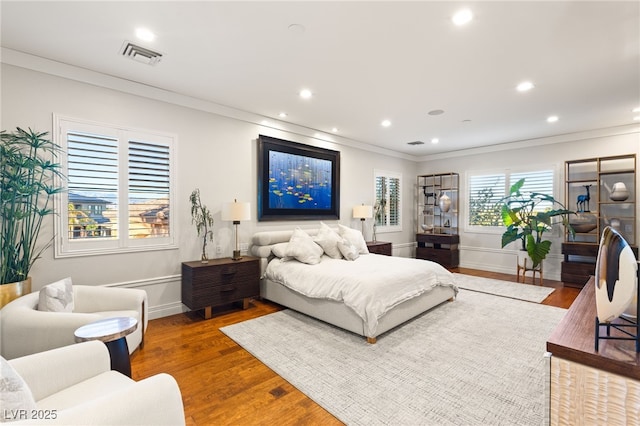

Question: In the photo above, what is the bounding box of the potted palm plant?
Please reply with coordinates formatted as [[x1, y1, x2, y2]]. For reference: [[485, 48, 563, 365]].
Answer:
[[189, 188, 214, 263], [499, 178, 574, 269], [1, 127, 64, 307]]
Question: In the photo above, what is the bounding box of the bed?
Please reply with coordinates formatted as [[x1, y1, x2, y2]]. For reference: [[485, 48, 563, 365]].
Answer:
[[250, 224, 458, 343]]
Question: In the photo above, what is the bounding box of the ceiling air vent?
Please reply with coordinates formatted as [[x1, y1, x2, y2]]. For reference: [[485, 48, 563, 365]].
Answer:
[[407, 141, 425, 146], [120, 41, 163, 66]]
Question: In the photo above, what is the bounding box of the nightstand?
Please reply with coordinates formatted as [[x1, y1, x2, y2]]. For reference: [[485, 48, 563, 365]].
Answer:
[[367, 241, 392, 256], [181, 256, 260, 319]]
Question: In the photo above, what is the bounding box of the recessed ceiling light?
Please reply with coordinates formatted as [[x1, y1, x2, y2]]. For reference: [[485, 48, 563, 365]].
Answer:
[[278, 112, 288, 118], [431, 138, 439, 144], [547, 115, 559, 123], [288, 24, 306, 34], [331, 127, 339, 133], [381, 119, 392, 127], [452, 9, 473, 26], [516, 81, 535, 92], [299, 89, 313, 99], [261, 120, 270, 126], [634, 116, 640, 121], [135, 28, 155, 42], [633, 107, 640, 113]]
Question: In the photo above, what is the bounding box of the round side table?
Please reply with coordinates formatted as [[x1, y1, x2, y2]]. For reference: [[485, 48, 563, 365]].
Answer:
[[75, 317, 138, 377]]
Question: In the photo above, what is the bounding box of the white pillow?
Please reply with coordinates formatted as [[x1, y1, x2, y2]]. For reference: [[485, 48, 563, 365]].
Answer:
[[285, 228, 324, 265], [338, 224, 369, 254], [271, 242, 290, 259], [338, 238, 360, 261], [313, 222, 343, 259], [0, 356, 37, 423], [38, 277, 74, 312]]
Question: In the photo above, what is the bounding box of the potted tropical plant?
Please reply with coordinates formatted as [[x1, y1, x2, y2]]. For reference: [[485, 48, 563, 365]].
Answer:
[[189, 188, 214, 263], [499, 178, 574, 269], [1, 127, 64, 307]]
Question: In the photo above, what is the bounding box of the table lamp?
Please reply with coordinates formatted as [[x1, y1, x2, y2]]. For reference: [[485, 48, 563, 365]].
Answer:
[[222, 199, 251, 260], [353, 204, 373, 238]]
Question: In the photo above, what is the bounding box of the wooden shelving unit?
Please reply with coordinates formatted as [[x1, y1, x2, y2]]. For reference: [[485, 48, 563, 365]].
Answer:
[[562, 154, 637, 287]]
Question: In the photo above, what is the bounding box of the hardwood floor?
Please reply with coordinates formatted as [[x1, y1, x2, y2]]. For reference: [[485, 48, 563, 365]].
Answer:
[[130, 268, 582, 426]]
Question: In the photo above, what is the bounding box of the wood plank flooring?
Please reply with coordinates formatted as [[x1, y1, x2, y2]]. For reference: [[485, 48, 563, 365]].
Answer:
[[130, 268, 582, 426]]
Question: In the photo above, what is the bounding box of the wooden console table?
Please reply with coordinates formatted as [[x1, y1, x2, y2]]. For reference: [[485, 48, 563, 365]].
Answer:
[[546, 277, 639, 424]]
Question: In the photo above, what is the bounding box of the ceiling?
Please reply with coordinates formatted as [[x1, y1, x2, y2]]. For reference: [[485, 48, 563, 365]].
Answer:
[[1, 1, 639, 156]]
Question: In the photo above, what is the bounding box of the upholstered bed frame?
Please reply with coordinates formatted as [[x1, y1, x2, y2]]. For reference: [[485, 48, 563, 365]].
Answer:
[[250, 228, 456, 343]]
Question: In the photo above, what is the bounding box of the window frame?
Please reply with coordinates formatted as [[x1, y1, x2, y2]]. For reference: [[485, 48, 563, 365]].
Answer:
[[464, 165, 561, 235], [54, 115, 178, 258], [373, 169, 403, 234]]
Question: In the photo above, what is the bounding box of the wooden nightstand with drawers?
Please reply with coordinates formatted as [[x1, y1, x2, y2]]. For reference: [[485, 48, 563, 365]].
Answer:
[[181, 256, 260, 319], [366, 241, 392, 256]]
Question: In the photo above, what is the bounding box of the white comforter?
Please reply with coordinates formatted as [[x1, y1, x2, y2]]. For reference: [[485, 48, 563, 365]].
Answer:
[[264, 254, 458, 336]]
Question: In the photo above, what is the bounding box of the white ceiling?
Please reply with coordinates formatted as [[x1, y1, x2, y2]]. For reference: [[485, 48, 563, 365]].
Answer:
[[1, 1, 639, 156]]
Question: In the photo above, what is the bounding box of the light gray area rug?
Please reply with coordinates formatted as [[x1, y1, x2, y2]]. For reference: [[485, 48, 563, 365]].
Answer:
[[454, 273, 555, 303], [221, 290, 567, 426]]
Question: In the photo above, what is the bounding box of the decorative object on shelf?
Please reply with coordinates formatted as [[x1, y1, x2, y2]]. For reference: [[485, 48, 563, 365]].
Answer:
[[189, 188, 214, 263], [420, 224, 434, 233], [222, 199, 251, 260], [568, 212, 597, 234], [353, 204, 373, 238], [576, 184, 592, 212], [594, 226, 639, 352], [499, 178, 574, 269], [0, 128, 64, 306], [438, 192, 452, 213], [604, 181, 630, 202]]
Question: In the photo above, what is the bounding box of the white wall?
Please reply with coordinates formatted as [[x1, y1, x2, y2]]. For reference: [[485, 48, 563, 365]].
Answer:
[[1, 63, 418, 318], [417, 128, 640, 280]]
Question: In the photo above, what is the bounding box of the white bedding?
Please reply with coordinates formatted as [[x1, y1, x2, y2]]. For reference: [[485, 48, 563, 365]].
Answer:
[[264, 254, 458, 336]]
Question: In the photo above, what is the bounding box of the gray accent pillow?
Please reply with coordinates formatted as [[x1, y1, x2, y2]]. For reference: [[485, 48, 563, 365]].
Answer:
[[38, 277, 74, 312], [0, 356, 37, 423]]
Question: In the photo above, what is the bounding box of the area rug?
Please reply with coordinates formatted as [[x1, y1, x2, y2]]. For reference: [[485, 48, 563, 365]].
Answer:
[[220, 290, 566, 426], [453, 273, 555, 303]]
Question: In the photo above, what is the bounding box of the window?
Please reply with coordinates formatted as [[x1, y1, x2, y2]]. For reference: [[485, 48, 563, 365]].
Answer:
[[55, 116, 176, 257], [374, 170, 402, 233], [467, 168, 556, 230]]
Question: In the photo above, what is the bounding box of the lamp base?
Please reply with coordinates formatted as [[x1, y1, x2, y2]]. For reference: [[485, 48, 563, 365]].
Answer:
[[232, 250, 242, 261]]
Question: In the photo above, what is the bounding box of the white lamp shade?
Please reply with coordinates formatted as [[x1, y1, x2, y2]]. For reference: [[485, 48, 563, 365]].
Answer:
[[353, 205, 373, 219], [222, 201, 251, 221]]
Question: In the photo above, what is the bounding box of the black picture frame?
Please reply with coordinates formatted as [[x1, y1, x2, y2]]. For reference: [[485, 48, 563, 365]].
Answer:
[[258, 135, 340, 221]]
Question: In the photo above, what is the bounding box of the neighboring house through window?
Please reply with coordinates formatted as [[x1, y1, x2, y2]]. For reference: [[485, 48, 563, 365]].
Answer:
[[54, 115, 177, 257]]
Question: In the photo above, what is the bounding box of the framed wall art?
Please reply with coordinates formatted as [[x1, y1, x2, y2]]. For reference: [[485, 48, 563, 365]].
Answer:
[[257, 135, 340, 221]]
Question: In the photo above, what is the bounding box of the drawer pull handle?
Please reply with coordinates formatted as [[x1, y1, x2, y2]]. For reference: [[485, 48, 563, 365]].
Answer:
[[221, 269, 237, 275], [220, 285, 235, 292]]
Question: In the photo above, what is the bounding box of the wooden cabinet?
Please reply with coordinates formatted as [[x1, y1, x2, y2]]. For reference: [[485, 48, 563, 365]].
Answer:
[[416, 172, 459, 268], [563, 154, 636, 287], [181, 256, 260, 319], [366, 241, 392, 256], [416, 234, 459, 268]]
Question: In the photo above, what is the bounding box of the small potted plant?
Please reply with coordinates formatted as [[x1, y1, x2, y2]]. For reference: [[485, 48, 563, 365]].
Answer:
[[1, 127, 64, 307], [189, 189, 214, 263], [499, 178, 574, 270]]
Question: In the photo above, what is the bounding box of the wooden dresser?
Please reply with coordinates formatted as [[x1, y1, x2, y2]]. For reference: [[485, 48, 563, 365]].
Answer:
[[546, 277, 639, 425], [181, 256, 260, 319]]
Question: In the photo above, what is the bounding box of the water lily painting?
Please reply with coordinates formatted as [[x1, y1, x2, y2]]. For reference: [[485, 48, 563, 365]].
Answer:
[[258, 135, 340, 221]]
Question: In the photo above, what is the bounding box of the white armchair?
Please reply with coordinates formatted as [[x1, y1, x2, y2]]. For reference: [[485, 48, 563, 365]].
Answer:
[[0, 285, 148, 360], [3, 341, 185, 425]]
